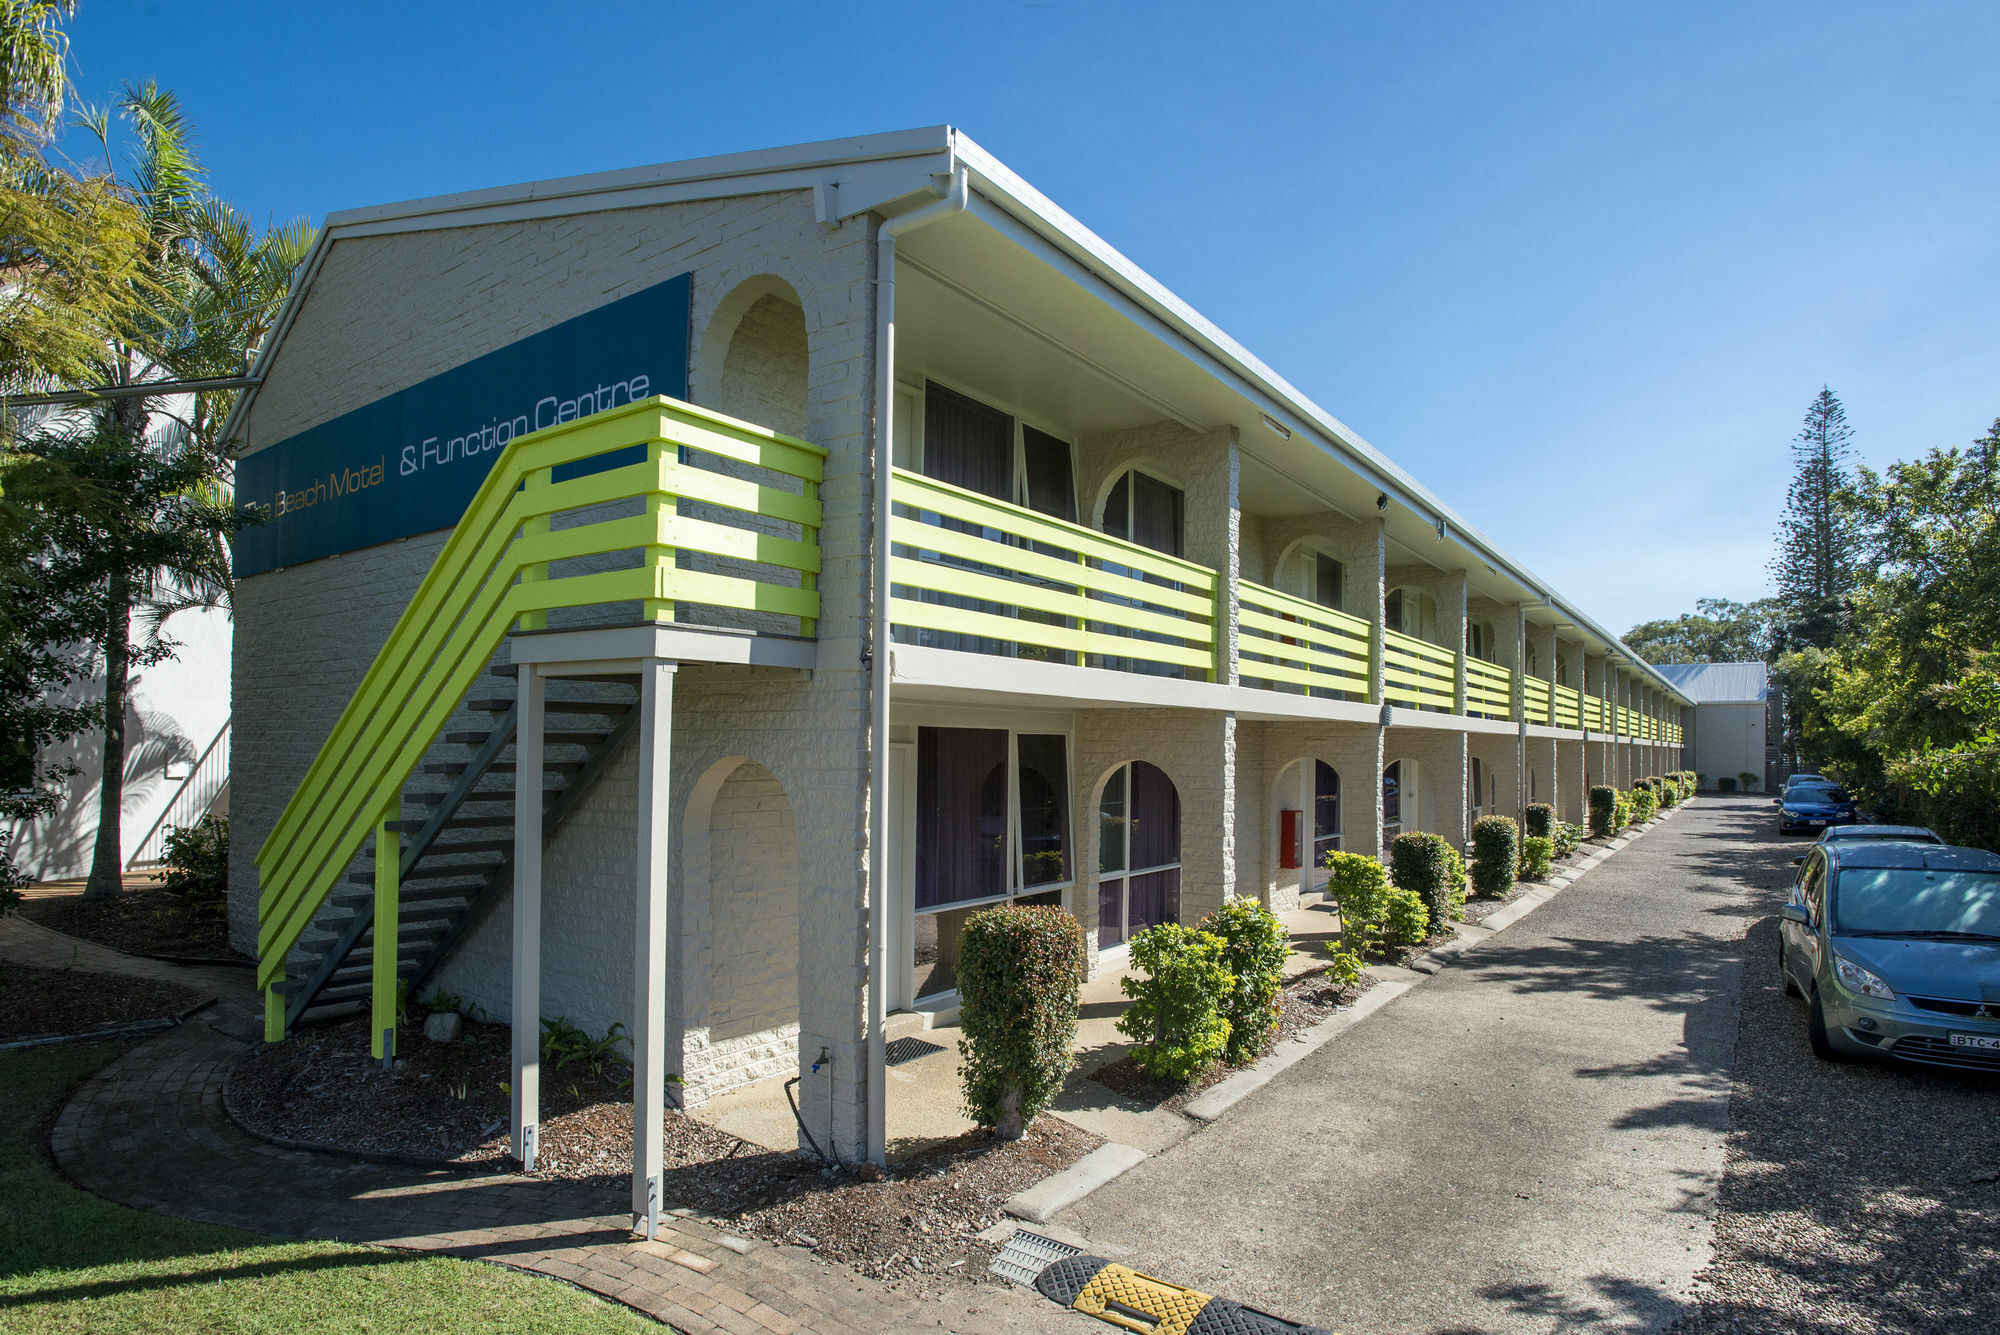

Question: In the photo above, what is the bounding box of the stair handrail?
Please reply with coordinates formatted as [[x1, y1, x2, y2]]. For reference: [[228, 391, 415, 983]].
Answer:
[[127, 714, 231, 870], [254, 396, 825, 991]]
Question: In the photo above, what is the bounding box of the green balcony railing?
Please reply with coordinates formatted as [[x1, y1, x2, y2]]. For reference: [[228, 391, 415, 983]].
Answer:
[[1384, 629, 1457, 711], [1553, 683, 1581, 730], [256, 397, 825, 1002], [1237, 580, 1371, 699], [889, 468, 1219, 677], [1465, 655, 1512, 719], [1524, 677, 1552, 725]]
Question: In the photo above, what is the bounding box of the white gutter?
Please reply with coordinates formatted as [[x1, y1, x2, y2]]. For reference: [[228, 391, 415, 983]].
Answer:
[[865, 165, 968, 1166]]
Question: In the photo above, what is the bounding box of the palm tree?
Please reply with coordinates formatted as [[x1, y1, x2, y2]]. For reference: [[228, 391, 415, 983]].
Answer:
[[56, 84, 313, 899]]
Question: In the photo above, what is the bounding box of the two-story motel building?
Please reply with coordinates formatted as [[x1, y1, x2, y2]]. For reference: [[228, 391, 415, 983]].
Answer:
[[224, 128, 1689, 1227]]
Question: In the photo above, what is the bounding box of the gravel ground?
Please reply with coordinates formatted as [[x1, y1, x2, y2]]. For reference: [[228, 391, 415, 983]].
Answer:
[[1671, 869, 2000, 1332], [0, 962, 209, 1042]]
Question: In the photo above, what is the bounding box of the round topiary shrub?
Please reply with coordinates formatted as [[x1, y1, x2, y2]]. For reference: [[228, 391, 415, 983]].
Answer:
[[1588, 785, 1618, 836], [957, 904, 1084, 1139], [1523, 803, 1555, 840], [1117, 922, 1234, 1083], [1470, 815, 1519, 899], [1199, 899, 1290, 1064], [1390, 832, 1463, 932], [1519, 835, 1555, 880]]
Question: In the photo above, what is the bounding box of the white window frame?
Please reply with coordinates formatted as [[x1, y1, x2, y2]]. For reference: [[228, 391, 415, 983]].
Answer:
[[907, 719, 1078, 922], [1095, 761, 1184, 954], [907, 371, 1080, 521]]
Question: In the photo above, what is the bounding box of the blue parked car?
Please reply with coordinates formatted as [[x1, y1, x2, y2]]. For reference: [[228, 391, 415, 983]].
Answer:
[[1776, 783, 1858, 834], [1780, 841, 2000, 1070]]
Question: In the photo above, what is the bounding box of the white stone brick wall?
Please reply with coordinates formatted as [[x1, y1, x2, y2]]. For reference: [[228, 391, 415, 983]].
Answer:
[[232, 188, 882, 1159]]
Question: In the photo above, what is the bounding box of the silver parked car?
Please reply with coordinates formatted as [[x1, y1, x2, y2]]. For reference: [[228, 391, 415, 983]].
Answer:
[[1817, 824, 1944, 846], [1780, 841, 2000, 1070]]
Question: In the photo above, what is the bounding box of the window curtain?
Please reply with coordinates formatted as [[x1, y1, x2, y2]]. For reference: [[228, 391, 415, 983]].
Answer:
[[1021, 427, 1077, 522], [915, 727, 1008, 910], [922, 383, 1011, 500], [1314, 553, 1342, 610]]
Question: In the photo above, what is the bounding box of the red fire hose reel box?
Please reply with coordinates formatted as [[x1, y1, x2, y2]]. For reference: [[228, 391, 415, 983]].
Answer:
[[1279, 810, 1302, 869]]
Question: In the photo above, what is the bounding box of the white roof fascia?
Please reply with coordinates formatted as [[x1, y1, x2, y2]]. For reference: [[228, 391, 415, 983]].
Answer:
[[947, 130, 1687, 704]]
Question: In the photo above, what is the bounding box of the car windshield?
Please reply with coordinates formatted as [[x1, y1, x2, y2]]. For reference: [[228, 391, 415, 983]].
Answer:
[[1789, 786, 1847, 804], [1833, 867, 2000, 937], [1834, 831, 1936, 843]]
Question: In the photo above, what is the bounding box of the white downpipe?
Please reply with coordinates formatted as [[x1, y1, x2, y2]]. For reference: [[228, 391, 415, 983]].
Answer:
[[866, 167, 968, 1166]]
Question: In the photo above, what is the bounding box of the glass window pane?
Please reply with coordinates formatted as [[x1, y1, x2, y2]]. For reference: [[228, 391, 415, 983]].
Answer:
[[1098, 877, 1125, 948], [1021, 427, 1077, 522], [1129, 472, 1185, 558], [915, 727, 1009, 909], [1315, 553, 1342, 610], [1099, 767, 1127, 874], [1314, 760, 1340, 860], [1129, 762, 1181, 870], [923, 383, 1012, 500], [1018, 733, 1071, 886], [1383, 761, 1402, 830], [1385, 589, 1403, 633], [1128, 868, 1180, 934], [1103, 473, 1130, 540]]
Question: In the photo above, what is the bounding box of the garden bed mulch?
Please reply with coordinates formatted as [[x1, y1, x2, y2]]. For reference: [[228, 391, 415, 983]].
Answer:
[[20, 887, 245, 965], [227, 1010, 1102, 1287], [0, 961, 210, 1043], [1088, 965, 1377, 1114]]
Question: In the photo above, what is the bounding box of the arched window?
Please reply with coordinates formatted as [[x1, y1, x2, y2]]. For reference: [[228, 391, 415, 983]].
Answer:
[[1097, 762, 1181, 949], [1103, 467, 1185, 558], [1314, 761, 1341, 863], [1469, 756, 1485, 823]]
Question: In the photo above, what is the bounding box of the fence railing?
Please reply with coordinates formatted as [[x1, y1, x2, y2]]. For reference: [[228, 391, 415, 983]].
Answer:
[[1236, 580, 1371, 698], [1552, 684, 1581, 730], [1383, 629, 1457, 711], [1524, 677, 1552, 725], [1465, 656, 1512, 719], [257, 398, 825, 994], [889, 469, 1219, 678], [126, 716, 231, 870]]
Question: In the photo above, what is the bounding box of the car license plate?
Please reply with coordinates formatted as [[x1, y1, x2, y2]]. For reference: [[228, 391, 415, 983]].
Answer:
[[1949, 1033, 2000, 1051], [1808, 819, 1826, 826]]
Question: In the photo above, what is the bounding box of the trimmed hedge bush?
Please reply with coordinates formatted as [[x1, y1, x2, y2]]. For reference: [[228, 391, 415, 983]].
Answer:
[[1470, 816, 1519, 899], [1391, 832, 1464, 931], [1588, 785, 1618, 836], [957, 904, 1084, 1138], [1519, 835, 1555, 880], [1326, 851, 1390, 950], [1200, 899, 1290, 1064], [1523, 803, 1555, 840], [1118, 922, 1234, 1083], [1630, 787, 1659, 823], [1383, 884, 1431, 946]]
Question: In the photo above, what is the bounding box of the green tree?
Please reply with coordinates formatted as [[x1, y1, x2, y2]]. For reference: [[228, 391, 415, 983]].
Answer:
[[1770, 387, 1860, 650], [1624, 596, 1784, 665]]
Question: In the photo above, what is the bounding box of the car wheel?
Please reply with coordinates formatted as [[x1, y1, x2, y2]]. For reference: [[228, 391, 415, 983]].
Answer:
[[1779, 938, 1801, 997], [1807, 986, 1841, 1061]]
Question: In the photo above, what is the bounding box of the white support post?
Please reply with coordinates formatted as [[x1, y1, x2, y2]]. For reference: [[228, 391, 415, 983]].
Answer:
[[511, 664, 544, 1170], [632, 658, 676, 1238]]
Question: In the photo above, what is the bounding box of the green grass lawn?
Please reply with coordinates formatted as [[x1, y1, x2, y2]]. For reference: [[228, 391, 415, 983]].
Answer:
[[0, 1042, 659, 1333]]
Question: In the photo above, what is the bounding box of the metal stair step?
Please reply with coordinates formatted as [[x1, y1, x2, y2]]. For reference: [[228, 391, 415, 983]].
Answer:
[[365, 838, 512, 858], [424, 760, 584, 776], [465, 697, 633, 715], [385, 814, 513, 833], [347, 863, 499, 885], [444, 729, 610, 746]]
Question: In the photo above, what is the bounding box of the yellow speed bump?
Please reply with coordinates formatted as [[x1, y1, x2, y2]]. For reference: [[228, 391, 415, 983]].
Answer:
[[1024, 1247, 1337, 1335], [1073, 1262, 1211, 1334]]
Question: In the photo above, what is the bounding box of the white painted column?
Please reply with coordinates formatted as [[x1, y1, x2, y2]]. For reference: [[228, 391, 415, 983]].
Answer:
[[632, 658, 676, 1238], [511, 664, 545, 1169]]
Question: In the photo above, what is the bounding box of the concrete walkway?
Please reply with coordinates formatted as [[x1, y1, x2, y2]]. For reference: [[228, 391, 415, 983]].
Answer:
[[0, 912, 1071, 1335], [1050, 798, 1752, 1335]]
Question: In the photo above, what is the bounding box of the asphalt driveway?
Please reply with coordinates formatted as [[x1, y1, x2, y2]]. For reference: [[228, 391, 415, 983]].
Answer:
[[1055, 798, 1770, 1335]]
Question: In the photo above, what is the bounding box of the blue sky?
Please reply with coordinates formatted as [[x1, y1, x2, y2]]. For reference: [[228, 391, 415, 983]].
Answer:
[[66, 2, 2000, 633]]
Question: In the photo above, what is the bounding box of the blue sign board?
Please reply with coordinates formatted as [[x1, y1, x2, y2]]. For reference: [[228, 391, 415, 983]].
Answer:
[[233, 273, 691, 578]]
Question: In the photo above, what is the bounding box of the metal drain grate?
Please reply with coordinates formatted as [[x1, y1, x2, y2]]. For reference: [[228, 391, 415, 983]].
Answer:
[[883, 1036, 946, 1066], [990, 1228, 1084, 1288]]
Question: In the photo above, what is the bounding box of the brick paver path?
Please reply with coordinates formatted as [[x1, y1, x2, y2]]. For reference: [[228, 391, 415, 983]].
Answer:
[[1, 915, 1071, 1335]]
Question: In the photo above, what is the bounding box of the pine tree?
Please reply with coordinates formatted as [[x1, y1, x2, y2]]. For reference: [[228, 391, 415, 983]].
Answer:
[[1770, 387, 1859, 649]]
